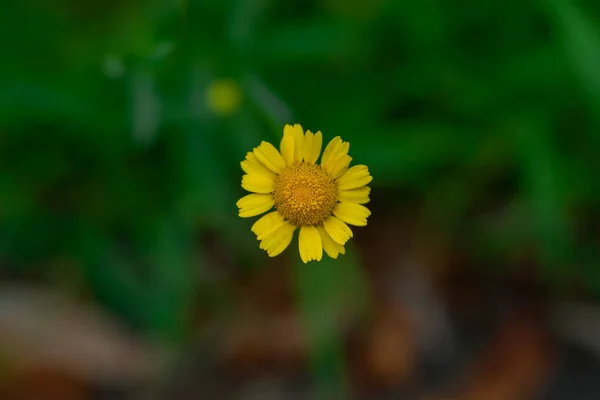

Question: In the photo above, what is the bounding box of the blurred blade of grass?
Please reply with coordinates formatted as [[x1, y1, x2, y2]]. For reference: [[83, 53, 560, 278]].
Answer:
[[512, 118, 575, 283], [244, 74, 294, 140], [228, 0, 266, 57], [168, 62, 233, 224], [452, 44, 570, 117], [147, 216, 195, 341], [0, 81, 86, 127], [131, 69, 162, 146], [257, 22, 363, 64], [177, 125, 231, 224], [293, 245, 369, 399], [178, 0, 236, 54], [349, 124, 482, 187], [175, 119, 263, 262], [389, 0, 448, 51], [544, 0, 600, 128], [77, 216, 195, 342], [259, 71, 381, 142], [229, 105, 282, 156], [77, 229, 152, 332]]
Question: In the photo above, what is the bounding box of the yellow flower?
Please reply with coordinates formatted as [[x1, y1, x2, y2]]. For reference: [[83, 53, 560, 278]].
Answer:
[[236, 124, 372, 263], [205, 78, 242, 116]]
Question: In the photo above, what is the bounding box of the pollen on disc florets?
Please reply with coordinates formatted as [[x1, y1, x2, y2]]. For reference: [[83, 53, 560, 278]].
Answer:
[[273, 162, 338, 226]]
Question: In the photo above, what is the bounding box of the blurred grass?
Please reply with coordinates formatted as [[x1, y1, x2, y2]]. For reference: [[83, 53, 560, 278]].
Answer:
[[293, 246, 369, 398], [3, 0, 600, 393]]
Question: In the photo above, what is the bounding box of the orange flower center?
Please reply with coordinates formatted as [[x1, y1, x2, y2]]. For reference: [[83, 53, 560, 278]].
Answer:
[[273, 162, 338, 226]]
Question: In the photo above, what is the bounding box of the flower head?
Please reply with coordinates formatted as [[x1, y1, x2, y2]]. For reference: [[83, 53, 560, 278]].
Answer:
[[236, 124, 372, 263], [205, 78, 242, 116]]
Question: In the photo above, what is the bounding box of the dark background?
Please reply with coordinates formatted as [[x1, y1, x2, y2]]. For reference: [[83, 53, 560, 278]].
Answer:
[[2, 0, 600, 398]]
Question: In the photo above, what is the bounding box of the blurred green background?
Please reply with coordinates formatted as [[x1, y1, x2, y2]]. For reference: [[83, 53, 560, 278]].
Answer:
[[3, 0, 600, 397]]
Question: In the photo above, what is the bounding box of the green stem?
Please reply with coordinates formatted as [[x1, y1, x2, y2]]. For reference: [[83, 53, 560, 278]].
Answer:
[[293, 253, 351, 399]]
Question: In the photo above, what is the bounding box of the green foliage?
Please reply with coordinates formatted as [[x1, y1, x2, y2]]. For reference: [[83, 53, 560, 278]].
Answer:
[[2, 0, 600, 349]]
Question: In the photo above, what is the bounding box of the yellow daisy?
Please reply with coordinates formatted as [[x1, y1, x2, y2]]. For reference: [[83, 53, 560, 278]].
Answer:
[[236, 124, 372, 263]]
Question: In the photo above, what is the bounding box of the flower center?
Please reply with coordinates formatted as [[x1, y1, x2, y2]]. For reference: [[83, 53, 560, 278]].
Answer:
[[273, 162, 338, 226]]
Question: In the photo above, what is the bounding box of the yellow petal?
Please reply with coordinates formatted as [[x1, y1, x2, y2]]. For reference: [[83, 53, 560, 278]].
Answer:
[[280, 128, 295, 167], [251, 211, 284, 239], [302, 130, 323, 164], [322, 216, 353, 245], [322, 140, 350, 177], [337, 141, 350, 157], [260, 221, 296, 257], [236, 194, 274, 217], [304, 130, 322, 164], [317, 225, 345, 259], [241, 161, 276, 181], [244, 152, 262, 165], [302, 130, 314, 163], [321, 136, 342, 172], [291, 124, 304, 162], [336, 165, 372, 190], [298, 225, 323, 263], [329, 155, 352, 179], [254, 141, 286, 174], [333, 202, 371, 226], [242, 152, 277, 179], [241, 173, 275, 193], [257, 219, 285, 241], [312, 131, 323, 163], [268, 224, 296, 257], [338, 186, 370, 204]]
